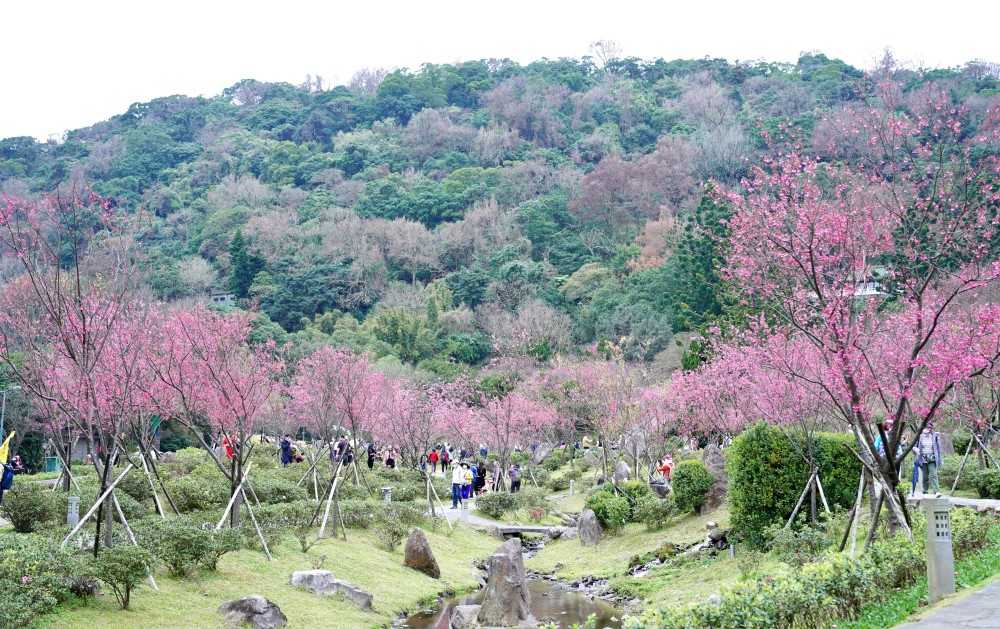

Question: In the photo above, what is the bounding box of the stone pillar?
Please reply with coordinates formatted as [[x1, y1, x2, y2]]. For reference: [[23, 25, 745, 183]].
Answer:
[[569, 480, 575, 496], [67, 496, 80, 527], [923, 498, 955, 603], [382, 487, 392, 504]]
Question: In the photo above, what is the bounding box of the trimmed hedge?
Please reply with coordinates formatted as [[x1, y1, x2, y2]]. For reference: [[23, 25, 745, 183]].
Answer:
[[727, 422, 862, 548], [671, 460, 715, 514]]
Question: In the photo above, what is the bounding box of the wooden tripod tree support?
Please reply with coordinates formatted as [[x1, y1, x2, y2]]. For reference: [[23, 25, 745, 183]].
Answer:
[[216, 461, 255, 530], [111, 492, 159, 591], [61, 464, 135, 547], [240, 485, 272, 561], [840, 470, 868, 555], [48, 440, 81, 492], [784, 469, 831, 529], [426, 475, 453, 531]]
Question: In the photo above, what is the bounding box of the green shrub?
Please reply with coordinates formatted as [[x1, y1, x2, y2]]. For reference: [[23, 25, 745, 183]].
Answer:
[[585, 490, 629, 532], [634, 495, 675, 531], [516, 487, 549, 510], [338, 500, 375, 529], [936, 454, 981, 492], [374, 519, 408, 551], [115, 468, 154, 503], [563, 468, 583, 481], [171, 447, 209, 473], [973, 468, 1000, 499], [672, 460, 715, 515], [248, 473, 308, 504], [94, 543, 157, 610], [630, 533, 924, 628], [547, 475, 570, 492], [138, 516, 243, 575], [764, 517, 834, 566], [618, 480, 655, 520], [0, 482, 53, 532], [510, 451, 531, 466], [244, 503, 291, 550], [372, 501, 427, 526], [477, 492, 519, 519], [0, 534, 75, 627], [542, 452, 564, 471], [951, 509, 1000, 560], [952, 429, 973, 459], [728, 422, 862, 549], [165, 474, 230, 512]]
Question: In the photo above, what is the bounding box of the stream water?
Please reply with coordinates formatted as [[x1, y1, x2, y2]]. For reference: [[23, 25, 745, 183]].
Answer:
[[401, 579, 624, 629]]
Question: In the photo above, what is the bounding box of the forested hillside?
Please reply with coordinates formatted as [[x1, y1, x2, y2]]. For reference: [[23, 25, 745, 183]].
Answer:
[[2, 52, 998, 377]]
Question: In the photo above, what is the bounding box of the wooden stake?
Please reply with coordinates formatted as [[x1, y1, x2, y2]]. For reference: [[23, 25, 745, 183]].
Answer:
[[111, 493, 158, 591], [785, 470, 817, 528], [815, 473, 831, 513], [951, 434, 975, 494], [240, 486, 272, 561], [216, 461, 254, 530], [61, 464, 135, 547]]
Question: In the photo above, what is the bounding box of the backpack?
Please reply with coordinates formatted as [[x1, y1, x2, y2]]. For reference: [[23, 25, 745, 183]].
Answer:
[[442, 450, 450, 463], [1, 463, 14, 490]]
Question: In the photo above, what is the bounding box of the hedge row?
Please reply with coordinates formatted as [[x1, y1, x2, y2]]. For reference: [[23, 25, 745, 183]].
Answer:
[[727, 422, 862, 548]]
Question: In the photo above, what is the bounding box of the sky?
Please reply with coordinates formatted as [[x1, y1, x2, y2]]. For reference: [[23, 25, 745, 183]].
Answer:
[[4, 0, 998, 141]]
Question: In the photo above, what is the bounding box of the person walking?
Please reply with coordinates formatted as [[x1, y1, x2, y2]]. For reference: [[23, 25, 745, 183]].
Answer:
[[280, 434, 292, 467], [451, 460, 467, 509], [367, 442, 376, 470], [429, 449, 438, 474], [915, 422, 943, 497], [441, 447, 450, 473], [508, 463, 522, 493]]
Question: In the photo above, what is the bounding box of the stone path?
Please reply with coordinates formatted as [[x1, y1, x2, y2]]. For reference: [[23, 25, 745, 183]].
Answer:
[[432, 500, 499, 528], [908, 494, 1000, 514], [895, 580, 1000, 628]]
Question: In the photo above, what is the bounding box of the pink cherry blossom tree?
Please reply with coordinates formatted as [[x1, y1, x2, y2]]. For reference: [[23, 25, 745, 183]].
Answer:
[[716, 78, 1000, 535], [152, 306, 283, 526]]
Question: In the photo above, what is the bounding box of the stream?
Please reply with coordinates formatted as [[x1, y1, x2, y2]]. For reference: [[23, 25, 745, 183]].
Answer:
[[401, 579, 624, 629], [400, 538, 624, 629]]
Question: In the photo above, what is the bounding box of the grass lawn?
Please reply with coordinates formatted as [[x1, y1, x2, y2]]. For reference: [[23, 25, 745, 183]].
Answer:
[[526, 504, 730, 581], [38, 524, 499, 629]]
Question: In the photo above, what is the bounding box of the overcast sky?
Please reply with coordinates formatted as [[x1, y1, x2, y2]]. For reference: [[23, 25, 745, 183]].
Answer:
[[4, 0, 998, 141]]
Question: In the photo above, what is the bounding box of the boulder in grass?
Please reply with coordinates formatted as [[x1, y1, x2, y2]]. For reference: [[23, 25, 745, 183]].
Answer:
[[219, 595, 287, 629], [578, 508, 602, 547], [404, 528, 441, 578], [614, 460, 631, 482], [702, 444, 728, 511]]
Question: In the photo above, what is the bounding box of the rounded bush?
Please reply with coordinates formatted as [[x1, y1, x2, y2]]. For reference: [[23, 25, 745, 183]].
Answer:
[[585, 490, 629, 532], [476, 492, 519, 519], [248, 473, 308, 504], [165, 474, 229, 512], [0, 534, 74, 627], [672, 460, 715, 515], [0, 483, 53, 532]]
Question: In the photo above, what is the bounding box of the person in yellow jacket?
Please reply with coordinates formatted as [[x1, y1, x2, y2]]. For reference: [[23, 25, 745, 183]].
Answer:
[[461, 463, 474, 503]]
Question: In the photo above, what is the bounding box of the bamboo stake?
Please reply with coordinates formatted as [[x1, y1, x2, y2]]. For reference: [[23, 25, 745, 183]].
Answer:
[[140, 454, 166, 520], [61, 464, 135, 547], [815, 473, 831, 513], [240, 486, 272, 561], [216, 461, 254, 530], [951, 434, 976, 494], [111, 493, 158, 591], [785, 470, 817, 528], [849, 472, 868, 558], [428, 477, 453, 530]]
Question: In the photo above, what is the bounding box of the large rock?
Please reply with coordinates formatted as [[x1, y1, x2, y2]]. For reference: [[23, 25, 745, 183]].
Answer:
[[561, 527, 579, 541], [478, 538, 532, 627], [219, 595, 287, 629], [451, 604, 482, 629], [404, 528, 441, 578], [583, 450, 601, 468], [702, 444, 727, 511], [159, 451, 176, 463], [289, 570, 372, 609], [623, 431, 647, 459], [578, 508, 602, 547], [614, 460, 631, 483], [938, 432, 955, 457], [532, 443, 553, 465]]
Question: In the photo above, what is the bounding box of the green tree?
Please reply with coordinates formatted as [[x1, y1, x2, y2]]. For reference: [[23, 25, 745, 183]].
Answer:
[[226, 230, 265, 299]]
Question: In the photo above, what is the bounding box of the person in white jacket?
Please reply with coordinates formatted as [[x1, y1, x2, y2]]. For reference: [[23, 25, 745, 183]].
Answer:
[[451, 462, 468, 508]]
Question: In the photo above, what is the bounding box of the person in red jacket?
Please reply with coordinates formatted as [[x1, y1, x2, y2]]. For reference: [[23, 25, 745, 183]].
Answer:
[[657, 454, 675, 483], [429, 449, 439, 473]]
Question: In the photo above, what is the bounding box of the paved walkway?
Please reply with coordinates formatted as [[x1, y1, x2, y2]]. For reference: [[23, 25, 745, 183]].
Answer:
[[908, 495, 1000, 513], [895, 580, 1000, 628]]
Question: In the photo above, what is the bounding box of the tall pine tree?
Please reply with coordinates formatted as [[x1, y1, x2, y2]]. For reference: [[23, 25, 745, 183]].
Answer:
[[226, 230, 265, 299]]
